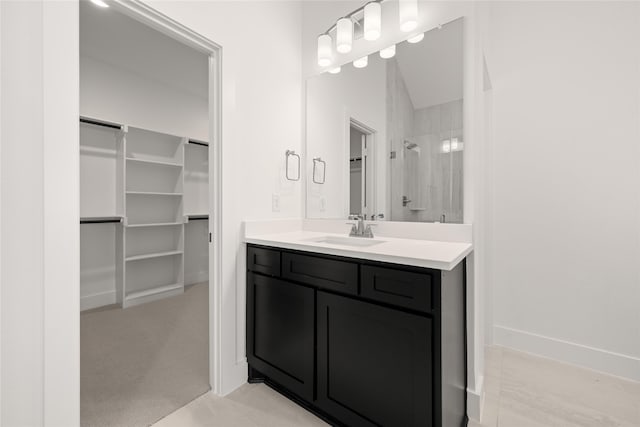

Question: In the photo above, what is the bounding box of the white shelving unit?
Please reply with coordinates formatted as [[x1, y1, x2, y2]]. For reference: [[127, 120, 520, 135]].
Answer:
[[79, 118, 125, 311], [122, 127, 186, 308], [80, 118, 210, 310], [184, 140, 210, 286]]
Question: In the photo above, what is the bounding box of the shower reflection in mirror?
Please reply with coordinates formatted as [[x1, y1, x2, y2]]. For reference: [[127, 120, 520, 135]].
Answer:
[[306, 18, 464, 223]]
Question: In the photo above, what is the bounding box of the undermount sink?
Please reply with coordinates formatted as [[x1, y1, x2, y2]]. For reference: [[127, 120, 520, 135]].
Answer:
[[306, 236, 385, 247]]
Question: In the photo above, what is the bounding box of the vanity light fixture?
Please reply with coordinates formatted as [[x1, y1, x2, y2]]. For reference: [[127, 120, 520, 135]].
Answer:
[[353, 56, 369, 68], [317, 34, 333, 67], [379, 45, 396, 59], [364, 2, 382, 41], [407, 32, 424, 43], [399, 0, 418, 32], [336, 17, 354, 53], [316, 0, 422, 67], [328, 67, 342, 74], [90, 0, 109, 7]]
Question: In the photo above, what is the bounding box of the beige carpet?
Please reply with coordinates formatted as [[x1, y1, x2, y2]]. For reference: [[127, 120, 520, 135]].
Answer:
[[81, 283, 210, 427]]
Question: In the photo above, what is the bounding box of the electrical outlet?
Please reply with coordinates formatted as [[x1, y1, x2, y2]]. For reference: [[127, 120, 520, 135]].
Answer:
[[272, 194, 280, 212]]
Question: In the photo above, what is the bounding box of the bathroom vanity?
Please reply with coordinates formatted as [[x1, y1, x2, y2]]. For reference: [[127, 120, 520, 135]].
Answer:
[[245, 224, 471, 427]]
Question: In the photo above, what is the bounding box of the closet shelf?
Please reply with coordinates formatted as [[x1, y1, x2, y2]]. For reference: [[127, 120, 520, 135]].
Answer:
[[125, 283, 183, 304], [187, 139, 209, 147], [126, 250, 183, 262], [80, 216, 123, 224], [186, 214, 209, 222], [126, 222, 183, 228], [126, 157, 183, 168], [126, 191, 183, 196]]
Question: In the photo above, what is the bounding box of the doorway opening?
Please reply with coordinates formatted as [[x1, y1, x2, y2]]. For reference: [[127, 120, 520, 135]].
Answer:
[[78, 2, 221, 426], [348, 120, 376, 219]]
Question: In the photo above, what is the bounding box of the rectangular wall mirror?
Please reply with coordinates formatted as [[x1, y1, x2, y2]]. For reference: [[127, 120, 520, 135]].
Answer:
[[306, 18, 463, 223]]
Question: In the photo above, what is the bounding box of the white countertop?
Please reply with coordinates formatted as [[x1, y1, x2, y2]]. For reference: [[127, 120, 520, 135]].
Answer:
[[244, 229, 473, 271]]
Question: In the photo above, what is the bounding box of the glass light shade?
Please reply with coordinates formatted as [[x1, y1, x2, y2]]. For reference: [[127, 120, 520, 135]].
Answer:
[[442, 140, 451, 153], [353, 56, 368, 68], [90, 0, 109, 7], [379, 45, 396, 59], [407, 33, 424, 43], [364, 2, 382, 41], [399, 0, 418, 32], [328, 67, 341, 74], [336, 17, 353, 53], [317, 34, 332, 67]]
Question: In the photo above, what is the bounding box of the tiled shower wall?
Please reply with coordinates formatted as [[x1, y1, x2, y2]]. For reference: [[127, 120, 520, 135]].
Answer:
[[387, 59, 463, 223]]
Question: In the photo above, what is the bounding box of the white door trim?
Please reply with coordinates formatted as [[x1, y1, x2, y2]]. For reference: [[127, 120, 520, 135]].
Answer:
[[348, 117, 377, 219], [109, 0, 224, 395]]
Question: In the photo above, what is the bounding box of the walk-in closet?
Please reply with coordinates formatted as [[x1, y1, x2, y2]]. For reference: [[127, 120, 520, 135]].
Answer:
[[79, 2, 211, 426]]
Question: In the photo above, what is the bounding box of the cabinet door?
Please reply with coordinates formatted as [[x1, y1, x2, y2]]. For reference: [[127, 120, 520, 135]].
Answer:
[[317, 291, 433, 427], [247, 273, 314, 401]]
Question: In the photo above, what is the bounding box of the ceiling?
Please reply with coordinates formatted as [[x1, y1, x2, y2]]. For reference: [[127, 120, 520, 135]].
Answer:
[[80, 1, 208, 99], [395, 18, 463, 110]]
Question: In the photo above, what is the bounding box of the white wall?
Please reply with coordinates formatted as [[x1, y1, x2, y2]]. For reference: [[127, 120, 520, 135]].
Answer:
[[306, 54, 387, 218], [1, 1, 79, 425], [144, 0, 303, 395], [185, 220, 209, 285], [486, 1, 640, 381], [81, 55, 209, 141], [0, 2, 3, 420], [80, 1, 209, 140]]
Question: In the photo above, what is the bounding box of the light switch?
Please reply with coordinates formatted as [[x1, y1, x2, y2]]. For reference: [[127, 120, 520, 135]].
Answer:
[[320, 197, 326, 212], [272, 194, 280, 212]]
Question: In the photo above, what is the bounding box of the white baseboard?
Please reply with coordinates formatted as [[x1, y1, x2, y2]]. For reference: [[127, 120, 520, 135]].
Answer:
[[218, 358, 248, 397], [494, 325, 640, 382], [467, 374, 484, 421], [80, 290, 116, 311], [185, 271, 209, 286]]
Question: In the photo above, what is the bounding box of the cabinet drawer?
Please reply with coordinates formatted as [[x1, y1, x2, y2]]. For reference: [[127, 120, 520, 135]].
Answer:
[[282, 252, 358, 295], [361, 265, 432, 312], [247, 246, 281, 276]]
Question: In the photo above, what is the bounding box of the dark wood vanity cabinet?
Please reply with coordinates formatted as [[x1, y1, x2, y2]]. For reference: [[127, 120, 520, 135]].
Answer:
[[246, 271, 315, 401], [317, 291, 433, 426], [246, 244, 467, 427]]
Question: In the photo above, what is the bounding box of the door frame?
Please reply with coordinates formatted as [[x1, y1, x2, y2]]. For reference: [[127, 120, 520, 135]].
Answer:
[[346, 117, 376, 219], [109, 0, 224, 394]]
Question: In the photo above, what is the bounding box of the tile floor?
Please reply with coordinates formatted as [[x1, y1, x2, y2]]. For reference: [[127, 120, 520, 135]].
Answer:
[[471, 347, 640, 427], [152, 346, 640, 427]]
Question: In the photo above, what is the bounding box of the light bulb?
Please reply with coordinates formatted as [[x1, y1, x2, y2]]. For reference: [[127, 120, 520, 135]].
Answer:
[[364, 2, 382, 41], [407, 33, 424, 43], [379, 45, 396, 59], [353, 56, 368, 68], [451, 138, 459, 151], [336, 17, 353, 53], [329, 67, 341, 74], [90, 0, 109, 7], [399, 0, 418, 32], [317, 34, 332, 67]]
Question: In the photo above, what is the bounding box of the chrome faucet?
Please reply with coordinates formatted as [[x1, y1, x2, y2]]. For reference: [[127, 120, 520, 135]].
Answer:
[[347, 214, 376, 238]]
